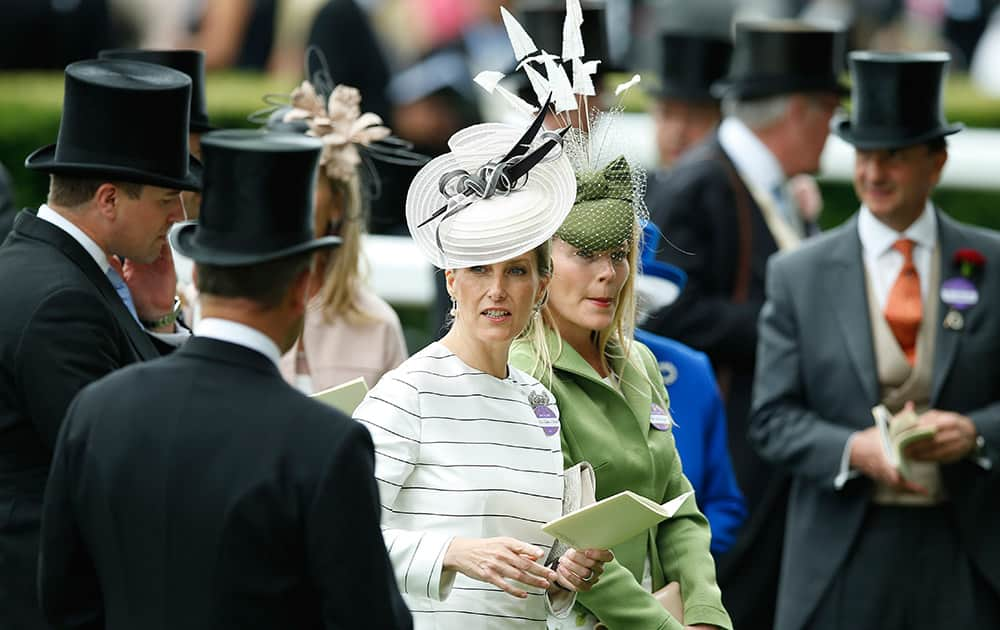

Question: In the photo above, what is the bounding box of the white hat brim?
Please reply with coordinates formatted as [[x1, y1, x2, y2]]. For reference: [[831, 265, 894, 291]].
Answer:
[[406, 122, 576, 269]]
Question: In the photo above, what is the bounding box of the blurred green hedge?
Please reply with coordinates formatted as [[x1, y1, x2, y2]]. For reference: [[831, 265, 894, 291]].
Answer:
[[4, 70, 1000, 231]]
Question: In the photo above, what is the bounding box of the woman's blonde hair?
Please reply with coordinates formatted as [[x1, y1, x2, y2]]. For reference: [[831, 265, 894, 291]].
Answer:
[[519, 225, 643, 389], [311, 172, 379, 326]]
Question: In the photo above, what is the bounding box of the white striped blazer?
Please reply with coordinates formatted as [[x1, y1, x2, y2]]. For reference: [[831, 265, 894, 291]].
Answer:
[[354, 342, 567, 629]]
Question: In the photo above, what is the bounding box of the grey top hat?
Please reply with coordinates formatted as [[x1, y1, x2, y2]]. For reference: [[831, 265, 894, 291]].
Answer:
[[833, 51, 963, 150]]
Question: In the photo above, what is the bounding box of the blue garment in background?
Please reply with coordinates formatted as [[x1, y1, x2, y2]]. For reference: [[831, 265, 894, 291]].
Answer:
[[635, 328, 747, 556]]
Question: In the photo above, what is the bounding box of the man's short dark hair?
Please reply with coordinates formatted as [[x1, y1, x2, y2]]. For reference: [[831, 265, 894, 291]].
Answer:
[[48, 175, 142, 208], [196, 253, 314, 309], [926, 137, 948, 154]]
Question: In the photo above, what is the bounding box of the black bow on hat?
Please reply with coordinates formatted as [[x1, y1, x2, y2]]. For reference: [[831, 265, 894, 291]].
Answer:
[[25, 59, 202, 191], [98, 48, 215, 133], [712, 20, 847, 100], [833, 51, 963, 150], [171, 129, 340, 266]]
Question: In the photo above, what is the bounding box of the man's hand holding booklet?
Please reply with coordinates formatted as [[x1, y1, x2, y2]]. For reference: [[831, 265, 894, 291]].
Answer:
[[871, 403, 937, 479]]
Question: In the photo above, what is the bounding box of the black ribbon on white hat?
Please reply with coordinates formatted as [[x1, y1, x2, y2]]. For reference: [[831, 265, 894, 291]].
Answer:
[[416, 95, 568, 255]]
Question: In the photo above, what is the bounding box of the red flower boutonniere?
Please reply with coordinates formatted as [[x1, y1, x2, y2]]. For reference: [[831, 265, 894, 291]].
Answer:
[[954, 248, 986, 278]]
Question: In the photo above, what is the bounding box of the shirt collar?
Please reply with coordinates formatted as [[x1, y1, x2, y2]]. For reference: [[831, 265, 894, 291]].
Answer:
[[858, 201, 937, 257], [718, 117, 786, 196], [36, 204, 111, 274], [194, 318, 283, 366]]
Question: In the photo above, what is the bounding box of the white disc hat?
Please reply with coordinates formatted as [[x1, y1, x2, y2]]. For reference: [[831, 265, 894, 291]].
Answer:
[[406, 119, 576, 269]]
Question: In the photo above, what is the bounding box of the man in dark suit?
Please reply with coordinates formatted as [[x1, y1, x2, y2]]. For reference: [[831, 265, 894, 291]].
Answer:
[[643, 20, 845, 629], [39, 129, 413, 630], [751, 52, 1000, 630], [0, 59, 200, 630]]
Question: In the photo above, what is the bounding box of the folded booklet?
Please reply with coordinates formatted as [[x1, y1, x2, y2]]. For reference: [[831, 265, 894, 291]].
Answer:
[[310, 376, 369, 415], [871, 404, 937, 479], [542, 490, 694, 551]]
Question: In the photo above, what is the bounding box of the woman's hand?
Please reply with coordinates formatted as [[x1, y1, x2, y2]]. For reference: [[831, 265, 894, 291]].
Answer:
[[550, 548, 614, 593], [443, 537, 558, 598]]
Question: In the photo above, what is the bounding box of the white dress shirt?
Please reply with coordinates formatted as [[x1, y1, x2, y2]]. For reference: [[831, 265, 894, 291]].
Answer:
[[858, 202, 937, 309], [194, 318, 282, 366], [718, 117, 796, 224], [36, 204, 190, 345]]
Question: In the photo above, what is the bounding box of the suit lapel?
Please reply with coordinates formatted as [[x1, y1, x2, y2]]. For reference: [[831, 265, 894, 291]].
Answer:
[[931, 211, 964, 403], [16, 212, 161, 360], [824, 217, 879, 404]]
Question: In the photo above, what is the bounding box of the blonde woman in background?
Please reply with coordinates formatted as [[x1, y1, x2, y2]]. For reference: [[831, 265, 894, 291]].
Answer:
[[268, 80, 408, 391]]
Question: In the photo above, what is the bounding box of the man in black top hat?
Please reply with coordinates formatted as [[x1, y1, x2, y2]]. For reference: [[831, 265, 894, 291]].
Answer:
[[97, 48, 216, 315], [750, 50, 1000, 630], [0, 59, 200, 630], [98, 48, 216, 218], [647, 30, 732, 168], [643, 20, 846, 630], [39, 129, 413, 630]]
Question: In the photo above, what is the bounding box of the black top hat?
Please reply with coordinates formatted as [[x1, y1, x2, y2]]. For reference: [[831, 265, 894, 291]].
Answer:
[[833, 51, 963, 150], [98, 48, 215, 132], [170, 130, 340, 266], [650, 31, 732, 102], [518, 0, 617, 70], [712, 20, 848, 100], [25, 59, 202, 191]]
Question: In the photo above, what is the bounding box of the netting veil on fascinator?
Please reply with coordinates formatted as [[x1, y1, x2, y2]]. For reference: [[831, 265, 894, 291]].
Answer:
[[476, 1, 649, 254], [249, 47, 426, 197]]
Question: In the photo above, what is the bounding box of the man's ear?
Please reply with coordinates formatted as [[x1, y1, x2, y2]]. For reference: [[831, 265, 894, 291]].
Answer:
[[289, 259, 315, 313], [94, 183, 119, 220]]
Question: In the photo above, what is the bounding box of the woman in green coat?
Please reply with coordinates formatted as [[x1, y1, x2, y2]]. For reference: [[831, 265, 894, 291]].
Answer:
[[510, 156, 732, 630]]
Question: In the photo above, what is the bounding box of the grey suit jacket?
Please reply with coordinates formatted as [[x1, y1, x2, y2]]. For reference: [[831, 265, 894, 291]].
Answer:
[[750, 210, 1000, 630]]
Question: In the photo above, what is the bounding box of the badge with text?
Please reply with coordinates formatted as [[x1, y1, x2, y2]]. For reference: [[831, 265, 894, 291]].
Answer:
[[529, 391, 560, 436], [650, 403, 674, 431], [940, 277, 978, 311]]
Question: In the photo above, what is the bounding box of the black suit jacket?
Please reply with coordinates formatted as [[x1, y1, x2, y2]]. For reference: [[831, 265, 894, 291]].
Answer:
[[0, 210, 163, 630], [645, 136, 792, 629], [751, 211, 1000, 630], [645, 136, 779, 505], [40, 336, 412, 630]]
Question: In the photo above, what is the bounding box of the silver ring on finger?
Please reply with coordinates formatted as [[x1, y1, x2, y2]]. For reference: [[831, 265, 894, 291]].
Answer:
[[581, 569, 594, 583]]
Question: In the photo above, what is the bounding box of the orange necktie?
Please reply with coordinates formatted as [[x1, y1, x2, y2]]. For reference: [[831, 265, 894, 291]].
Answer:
[[884, 238, 922, 365]]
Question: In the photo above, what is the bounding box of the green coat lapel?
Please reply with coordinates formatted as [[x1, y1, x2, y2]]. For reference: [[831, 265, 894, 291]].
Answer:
[[546, 329, 657, 438]]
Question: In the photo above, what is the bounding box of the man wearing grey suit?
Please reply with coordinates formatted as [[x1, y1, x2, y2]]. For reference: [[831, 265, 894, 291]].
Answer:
[[751, 51, 1000, 630]]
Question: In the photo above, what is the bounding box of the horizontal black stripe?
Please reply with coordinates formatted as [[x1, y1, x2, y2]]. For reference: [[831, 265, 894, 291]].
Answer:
[[420, 415, 541, 429], [409, 609, 545, 622], [363, 395, 420, 418], [382, 505, 549, 525], [395, 484, 561, 501], [421, 439, 557, 453], [419, 390, 531, 406], [373, 451, 560, 476], [358, 419, 419, 443], [452, 585, 546, 597], [416, 352, 456, 361]]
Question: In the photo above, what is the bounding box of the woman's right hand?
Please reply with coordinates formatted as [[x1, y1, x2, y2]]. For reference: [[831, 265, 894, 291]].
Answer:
[[443, 537, 559, 598]]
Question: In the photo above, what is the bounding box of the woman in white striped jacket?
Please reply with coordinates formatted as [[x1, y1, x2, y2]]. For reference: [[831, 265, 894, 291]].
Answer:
[[353, 119, 612, 629]]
